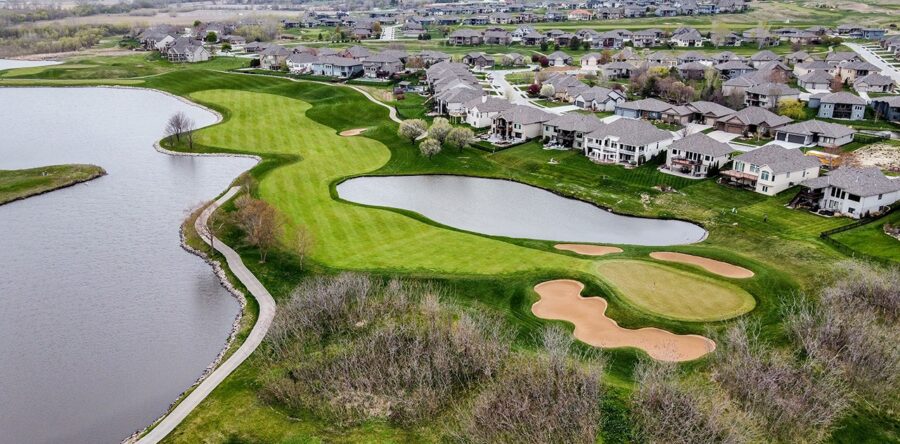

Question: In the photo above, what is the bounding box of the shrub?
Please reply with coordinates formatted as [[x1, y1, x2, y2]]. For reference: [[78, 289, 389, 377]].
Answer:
[[398, 118, 428, 142], [263, 275, 511, 425], [419, 138, 442, 158], [428, 117, 453, 143], [785, 261, 900, 407], [452, 327, 604, 443], [712, 321, 850, 443], [632, 361, 758, 444]]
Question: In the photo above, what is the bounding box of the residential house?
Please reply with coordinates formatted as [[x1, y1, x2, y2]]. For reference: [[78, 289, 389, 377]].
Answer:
[[165, 37, 210, 63], [853, 73, 895, 93], [676, 51, 710, 65], [793, 60, 831, 77], [483, 29, 512, 45], [615, 98, 673, 120], [664, 132, 734, 177], [491, 105, 554, 142], [583, 119, 675, 165], [580, 53, 603, 72], [602, 61, 635, 79], [784, 50, 814, 66], [341, 45, 373, 61], [502, 53, 527, 66], [814, 92, 866, 120], [465, 96, 514, 128], [448, 29, 483, 45], [715, 106, 793, 136], [311, 56, 365, 79], [462, 52, 495, 69], [522, 31, 547, 46], [797, 70, 833, 91], [632, 29, 663, 48], [363, 53, 405, 79], [259, 44, 291, 70], [567, 9, 594, 21], [684, 101, 737, 126], [593, 31, 624, 49], [677, 62, 708, 80], [542, 113, 605, 149], [825, 51, 859, 66], [671, 28, 704, 47], [744, 83, 801, 109], [574, 86, 626, 112], [798, 167, 900, 218], [543, 74, 588, 102], [286, 53, 318, 74], [646, 51, 677, 67], [871, 96, 900, 122], [721, 144, 821, 195], [774, 120, 856, 147], [547, 51, 574, 66], [415, 51, 452, 66], [434, 87, 484, 118], [714, 60, 755, 80], [749, 50, 780, 68]]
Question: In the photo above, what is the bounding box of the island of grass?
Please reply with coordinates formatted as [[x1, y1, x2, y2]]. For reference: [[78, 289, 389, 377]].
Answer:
[[0, 164, 106, 205]]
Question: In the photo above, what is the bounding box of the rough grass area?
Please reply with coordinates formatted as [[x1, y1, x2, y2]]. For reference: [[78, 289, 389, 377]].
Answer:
[[0, 164, 105, 205], [596, 261, 756, 322], [830, 211, 900, 262]]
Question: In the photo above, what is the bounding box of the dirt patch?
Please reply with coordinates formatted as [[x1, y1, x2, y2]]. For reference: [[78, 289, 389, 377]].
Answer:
[[339, 128, 368, 137], [555, 243, 623, 256], [532, 280, 716, 362], [649, 252, 754, 279], [846, 143, 900, 173]]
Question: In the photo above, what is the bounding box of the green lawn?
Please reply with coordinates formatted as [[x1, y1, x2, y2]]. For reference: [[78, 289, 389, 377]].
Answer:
[[830, 211, 900, 262], [0, 164, 105, 205]]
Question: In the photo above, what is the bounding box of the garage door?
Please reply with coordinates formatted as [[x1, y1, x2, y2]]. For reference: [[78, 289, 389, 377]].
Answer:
[[787, 134, 806, 144]]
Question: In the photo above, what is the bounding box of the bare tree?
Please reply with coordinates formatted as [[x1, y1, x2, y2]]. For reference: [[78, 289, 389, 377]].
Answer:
[[294, 225, 315, 268], [710, 21, 731, 48], [165, 111, 193, 143], [206, 204, 225, 251], [233, 195, 283, 263]]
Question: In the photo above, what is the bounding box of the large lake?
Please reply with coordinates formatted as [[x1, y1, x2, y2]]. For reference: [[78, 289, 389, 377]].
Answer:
[[338, 175, 707, 246], [0, 87, 257, 443]]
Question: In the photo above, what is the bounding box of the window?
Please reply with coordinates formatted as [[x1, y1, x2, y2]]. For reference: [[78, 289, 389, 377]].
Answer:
[[761, 171, 770, 181], [879, 194, 883, 200], [762, 186, 769, 192], [786, 171, 791, 178], [749, 164, 760, 173]]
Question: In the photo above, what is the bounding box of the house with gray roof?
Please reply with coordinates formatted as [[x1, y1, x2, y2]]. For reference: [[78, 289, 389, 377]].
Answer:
[[871, 96, 900, 122], [259, 44, 290, 69], [547, 51, 573, 66], [664, 132, 734, 177], [774, 120, 856, 147], [573, 86, 626, 112], [165, 37, 210, 63], [341, 45, 373, 60], [744, 82, 801, 109], [363, 52, 405, 78], [465, 96, 513, 128], [853, 73, 895, 94], [715, 60, 756, 80], [814, 92, 866, 120], [542, 113, 605, 149], [798, 167, 900, 218], [583, 119, 674, 165], [749, 50, 781, 68], [614, 98, 674, 120], [601, 61, 635, 79], [797, 70, 833, 91], [684, 101, 737, 126], [491, 105, 554, 141], [715, 106, 792, 136], [448, 29, 483, 45], [462, 52, 494, 69], [721, 144, 820, 195], [310, 56, 364, 79], [286, 53, 318, 74]]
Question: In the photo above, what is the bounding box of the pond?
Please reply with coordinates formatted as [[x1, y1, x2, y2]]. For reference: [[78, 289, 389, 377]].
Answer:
[[0, 87, 257, 444], [0, 58, 61, 71], [337, 175, 707, 246]]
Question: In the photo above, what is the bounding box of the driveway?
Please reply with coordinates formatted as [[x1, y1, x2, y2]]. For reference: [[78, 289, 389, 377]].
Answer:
[[707, 130, 740, 143], [844, 42, 900, 85], [380, 25, 398, 40]]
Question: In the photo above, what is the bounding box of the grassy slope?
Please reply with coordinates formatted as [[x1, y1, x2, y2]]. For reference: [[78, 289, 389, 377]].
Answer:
[[0, 164, 105, 204], [830, 211, 900, 262]]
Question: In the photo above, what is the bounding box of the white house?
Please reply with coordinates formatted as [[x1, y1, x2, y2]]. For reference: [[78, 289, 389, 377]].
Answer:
[[583, 119, 674, 165], [573, 86, 626, 112], [721, 144, 821, 195], [464, 96, 513, 128], [310, 56, 364, 79], [286, 53, 317, 74], [541, 113, 605, 149], [664, 133, 734, 178], [798, 167, 900, 218]]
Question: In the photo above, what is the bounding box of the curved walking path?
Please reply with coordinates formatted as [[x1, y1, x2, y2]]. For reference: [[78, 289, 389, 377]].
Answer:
[[137, 186, 276, 444]]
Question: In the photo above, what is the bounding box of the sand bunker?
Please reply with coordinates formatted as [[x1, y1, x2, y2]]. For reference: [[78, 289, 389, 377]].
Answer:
[[339, 128, 368, 137], [532, 280, 716, 362], [649, 252, 754, 279], [555, 243, 623, 256]]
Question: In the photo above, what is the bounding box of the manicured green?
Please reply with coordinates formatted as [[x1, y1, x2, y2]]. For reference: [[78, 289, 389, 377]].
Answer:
[[0, 164, 105, 205]]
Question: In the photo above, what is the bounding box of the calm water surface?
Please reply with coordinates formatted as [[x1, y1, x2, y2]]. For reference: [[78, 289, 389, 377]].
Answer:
[[0, 87, 257, 444], [0, 59, 61, 71], [338, 175, 707, 246]]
